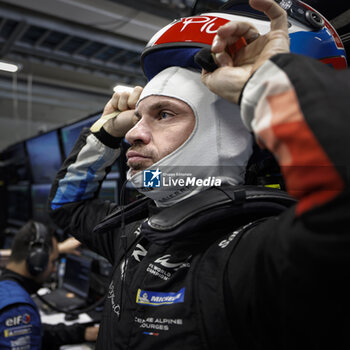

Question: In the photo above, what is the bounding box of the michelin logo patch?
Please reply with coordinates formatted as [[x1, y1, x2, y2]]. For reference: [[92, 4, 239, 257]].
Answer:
[[136, 288, 185, 306]]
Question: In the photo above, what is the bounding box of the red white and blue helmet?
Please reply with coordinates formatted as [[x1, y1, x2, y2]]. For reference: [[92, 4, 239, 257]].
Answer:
[[141, 0, 347, 81]]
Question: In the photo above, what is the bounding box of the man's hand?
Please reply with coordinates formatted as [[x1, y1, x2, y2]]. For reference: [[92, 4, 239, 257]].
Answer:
[[91, 86, 143, 137], [57, 237, 81, 256], [84, 324, 100, 342], [201, 0, 289, 104]]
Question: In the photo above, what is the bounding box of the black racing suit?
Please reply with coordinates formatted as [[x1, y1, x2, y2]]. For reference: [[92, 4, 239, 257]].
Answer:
[[49, 53, 350, 349]]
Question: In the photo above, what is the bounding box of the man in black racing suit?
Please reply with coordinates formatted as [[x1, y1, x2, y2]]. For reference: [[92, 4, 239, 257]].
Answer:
[[48, 0, 350, 348]]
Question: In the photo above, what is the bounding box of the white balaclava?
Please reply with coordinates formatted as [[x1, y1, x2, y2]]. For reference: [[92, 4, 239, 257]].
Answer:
[[127, 66, 253, 207]]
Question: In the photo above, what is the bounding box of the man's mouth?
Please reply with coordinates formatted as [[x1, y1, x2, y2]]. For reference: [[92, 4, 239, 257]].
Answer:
[[126, 150, 153, 171], [126, 150, 151, 163]]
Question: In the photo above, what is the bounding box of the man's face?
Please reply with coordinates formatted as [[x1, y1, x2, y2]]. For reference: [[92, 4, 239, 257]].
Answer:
[[125, 95, 196, 176], [35, 238, 59, 284]]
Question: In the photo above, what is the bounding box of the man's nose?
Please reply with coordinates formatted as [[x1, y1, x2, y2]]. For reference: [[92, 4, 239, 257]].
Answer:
[[125, 119, 151, 145]]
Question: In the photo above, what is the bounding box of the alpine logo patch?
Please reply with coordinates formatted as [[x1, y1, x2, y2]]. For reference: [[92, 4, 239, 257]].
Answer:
[[136, 288, 185, 306], [4, 325, 32, 338]]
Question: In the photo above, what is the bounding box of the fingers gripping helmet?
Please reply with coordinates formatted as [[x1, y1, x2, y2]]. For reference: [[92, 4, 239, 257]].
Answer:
[[141, 0, 347, 81]]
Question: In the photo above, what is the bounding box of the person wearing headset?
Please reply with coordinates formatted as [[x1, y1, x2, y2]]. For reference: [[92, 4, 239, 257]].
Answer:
[[48, 0, 349, 348], [0, 234, 82, 265], [0, 220, 99, 350], [0, 233, 82, 268]]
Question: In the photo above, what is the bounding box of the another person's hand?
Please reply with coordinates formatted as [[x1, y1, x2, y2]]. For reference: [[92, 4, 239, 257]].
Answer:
[[201, 0, 290, 104], [91, 86, 143, 137], [0, 249, 11, 259], [58, 237, 81, 256], [84, 324, 100, 342]]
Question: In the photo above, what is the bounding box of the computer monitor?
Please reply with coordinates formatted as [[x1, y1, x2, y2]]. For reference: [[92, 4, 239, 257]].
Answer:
[[99, 180, 119, 204], [26, 130, 63, 184], [2, 235, 15, 250], [31, 183, 52, 224], [2, 142, 30, 183], [63, 254, 92, 299], [60, 113, 100, 158], [7, 183, 31, 226], [61, 115, 124, 180], [106, 159, 122, 181]]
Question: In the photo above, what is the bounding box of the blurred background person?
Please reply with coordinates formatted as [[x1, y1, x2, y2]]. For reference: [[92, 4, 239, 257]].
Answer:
[[0, 220, 99, 350]]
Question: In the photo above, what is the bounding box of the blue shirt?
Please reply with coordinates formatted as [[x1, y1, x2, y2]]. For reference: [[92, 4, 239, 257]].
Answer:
[[0, 280, 42, 350]]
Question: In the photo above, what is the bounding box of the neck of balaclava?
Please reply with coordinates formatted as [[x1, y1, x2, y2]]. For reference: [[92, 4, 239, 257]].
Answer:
[[140, 178, 206, 207], [127, 165, 246, 207]]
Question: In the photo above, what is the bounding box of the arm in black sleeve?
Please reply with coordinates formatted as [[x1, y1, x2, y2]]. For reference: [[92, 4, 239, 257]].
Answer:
[[42, 323, 88, 350], [225, 53, 350, 349]]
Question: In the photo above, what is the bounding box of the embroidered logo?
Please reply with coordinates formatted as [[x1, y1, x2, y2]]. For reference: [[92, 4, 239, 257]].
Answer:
[[4, 325, 32, 338], [5, 314, 31, 327], [154, 254, 191, 271], [136, 288, 185, 306], [218, 230, 240, 248], [108, 281, 120, 317], [132, 244, 148, 262]]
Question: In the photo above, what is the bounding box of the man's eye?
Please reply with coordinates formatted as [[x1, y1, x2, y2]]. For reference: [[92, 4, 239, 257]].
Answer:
[[160, 111, 171, 119]]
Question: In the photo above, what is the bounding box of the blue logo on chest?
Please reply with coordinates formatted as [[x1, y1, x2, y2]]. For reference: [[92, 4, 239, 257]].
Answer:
[[136, 288, 185, 306]]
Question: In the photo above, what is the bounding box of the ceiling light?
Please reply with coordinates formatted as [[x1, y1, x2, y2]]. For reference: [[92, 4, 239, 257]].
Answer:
[[113, 84, 134, 93], [0, 61, 21, 73]]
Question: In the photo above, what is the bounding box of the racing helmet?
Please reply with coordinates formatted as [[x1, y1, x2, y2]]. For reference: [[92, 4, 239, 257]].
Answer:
[[141, 0, 347, 81]]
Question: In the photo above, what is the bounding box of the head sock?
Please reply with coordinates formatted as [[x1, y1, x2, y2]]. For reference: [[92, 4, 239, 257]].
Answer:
[[128, 66, 253, 207]]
